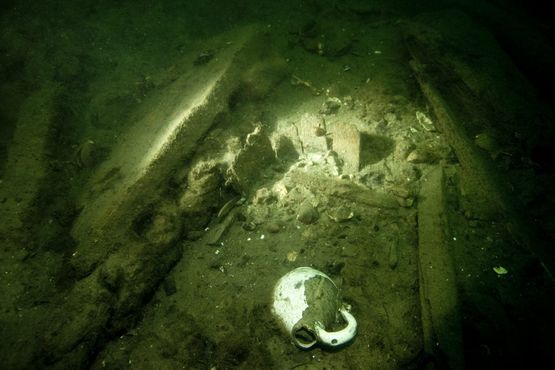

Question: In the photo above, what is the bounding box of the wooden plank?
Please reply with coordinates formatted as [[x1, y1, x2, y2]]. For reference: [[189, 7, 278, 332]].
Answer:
[[69, 25, 266, 276], [287, 168, 398, 209], [0, 84, 60, 234], [418, 166, 464, 370], [406, 37, 555, 282]]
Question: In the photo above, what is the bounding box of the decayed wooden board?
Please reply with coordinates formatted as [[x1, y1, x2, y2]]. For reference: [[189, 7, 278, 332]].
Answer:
[[405, 21, 555, 282], [287, 167, 398, 209], [418, 166, 464, 370], [69, 25, 266, 275], [0, 84, 60, 235]]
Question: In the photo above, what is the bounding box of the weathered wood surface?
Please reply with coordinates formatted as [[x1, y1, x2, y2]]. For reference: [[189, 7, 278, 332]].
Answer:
[[70, 25, 267, 276], [417, 166, 464, 370], [405, 13, 555, 281]]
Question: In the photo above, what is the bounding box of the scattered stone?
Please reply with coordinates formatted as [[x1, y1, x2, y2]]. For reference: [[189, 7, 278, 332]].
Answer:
[[297, 202, 319, 224], [330, 122, 360, 173], [360, 172, 384, 188], [229, 126, 276, 193], [343, 95, 355, 110], [406, 148, 437, 164], [384, 112, 399, 125], [395, 141, 416, 160], [416, 111, 435, 132], [272, 182, 289, 200], [328, 205, 354, 222], [253, 187, 275, 205], [298, 113, 329, 153], [286, 250, 298, 262], [320, 97, 342, 115], [242, 221, 257, 231]]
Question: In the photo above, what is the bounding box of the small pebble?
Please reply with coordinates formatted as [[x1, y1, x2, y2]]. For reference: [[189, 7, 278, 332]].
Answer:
[[297, 202, 319, 224], [266, 222, 282, 233]]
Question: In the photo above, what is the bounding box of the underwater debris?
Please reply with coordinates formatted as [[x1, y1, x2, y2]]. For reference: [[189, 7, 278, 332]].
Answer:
[[327, 205, 354, 223], [272, 267, 357, 349], [320, 97, 342, 115], [406, 147, 438, 164], [298, 113, 328, 153], [217, 195, 241, 221], [76, 139, 100, 168], [286, 250, 298, 262], [297, 201, 319, 224], [290, 74, 323, 95], [193, 50, 214, 66], [416, 111, 435, 132], [329, 121, 360, 173]]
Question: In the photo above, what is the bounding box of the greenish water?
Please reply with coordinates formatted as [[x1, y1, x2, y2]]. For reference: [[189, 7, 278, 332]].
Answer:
[[1, 1, 554, 369]]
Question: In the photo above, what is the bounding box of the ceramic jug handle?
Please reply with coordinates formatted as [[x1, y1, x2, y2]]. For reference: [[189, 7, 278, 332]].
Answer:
[[314, 308, 357, 347]]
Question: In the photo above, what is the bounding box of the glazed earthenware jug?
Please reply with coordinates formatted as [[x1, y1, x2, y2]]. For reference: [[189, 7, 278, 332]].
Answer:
[[272, 267, 357, 349]]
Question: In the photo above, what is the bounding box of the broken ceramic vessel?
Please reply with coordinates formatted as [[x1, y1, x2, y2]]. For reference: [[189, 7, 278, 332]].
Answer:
[[272, 267, 357, 349]]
